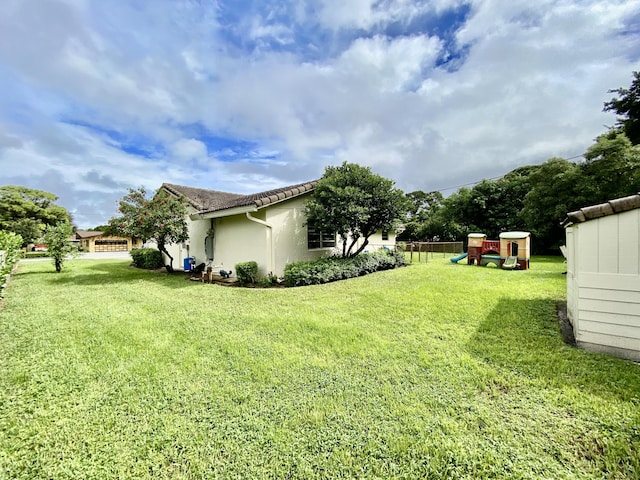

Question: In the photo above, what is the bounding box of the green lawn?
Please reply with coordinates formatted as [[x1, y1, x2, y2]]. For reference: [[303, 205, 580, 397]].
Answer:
[[1, 256, 638, 479]]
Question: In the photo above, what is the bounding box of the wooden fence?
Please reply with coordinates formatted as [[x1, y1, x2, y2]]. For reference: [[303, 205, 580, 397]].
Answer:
[[405, 242, 464, 263]]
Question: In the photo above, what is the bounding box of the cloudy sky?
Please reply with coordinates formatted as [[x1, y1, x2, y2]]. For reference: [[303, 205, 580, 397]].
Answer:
[[0, 0, 639, 228]]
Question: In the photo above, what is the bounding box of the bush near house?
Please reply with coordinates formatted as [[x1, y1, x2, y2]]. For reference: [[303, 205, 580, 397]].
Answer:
[[236, 261, 258, 284], [284, 250, 406, 287], [130, 248, 164, 269]]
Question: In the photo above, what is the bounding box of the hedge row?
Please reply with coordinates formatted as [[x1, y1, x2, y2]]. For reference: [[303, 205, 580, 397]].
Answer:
[[130, 248, 164, 269], [23, 251, 50, 258], [283, 250, 406, 287]]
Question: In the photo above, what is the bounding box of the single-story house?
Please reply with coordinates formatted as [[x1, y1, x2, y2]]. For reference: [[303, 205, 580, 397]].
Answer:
[[562, 193, 640, 361], [160, 181, 397, 277], [74, 231, 143, 252]]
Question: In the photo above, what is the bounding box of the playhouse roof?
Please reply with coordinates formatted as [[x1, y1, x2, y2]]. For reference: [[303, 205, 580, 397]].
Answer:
[[499, 231, 531, 239], [468, 233, 486, 238]]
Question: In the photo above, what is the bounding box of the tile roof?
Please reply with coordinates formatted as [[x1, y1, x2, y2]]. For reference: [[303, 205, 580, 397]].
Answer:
[[75, 230, 103, 239], [562, 192, 640, 226], [161, 184, 245, 211], [161, 180, 318, 215]]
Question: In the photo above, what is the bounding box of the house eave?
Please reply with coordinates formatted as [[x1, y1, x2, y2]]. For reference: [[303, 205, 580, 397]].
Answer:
[[190, 204, 258, 220]]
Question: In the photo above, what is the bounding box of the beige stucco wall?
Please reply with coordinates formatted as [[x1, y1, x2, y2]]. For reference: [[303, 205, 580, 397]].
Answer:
[[163, 194, 398, 278], [265, 196, 333, 276], [161, 206, 210, 269], [566, 208, 640, 361], [348, 231, 397, 254], [213, 212, 269, 275]]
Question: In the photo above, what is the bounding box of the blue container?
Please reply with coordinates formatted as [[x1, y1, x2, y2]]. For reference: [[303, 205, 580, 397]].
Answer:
[[184, 257, 192, 272]]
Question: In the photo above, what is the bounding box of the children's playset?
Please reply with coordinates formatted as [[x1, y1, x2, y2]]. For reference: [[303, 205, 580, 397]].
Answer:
[[451, 232, 530, 270]]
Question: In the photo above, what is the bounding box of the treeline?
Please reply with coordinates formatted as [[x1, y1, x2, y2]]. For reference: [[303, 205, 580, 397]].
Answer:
[[400, 131, 640, 253], [400, 72, 640, 254]]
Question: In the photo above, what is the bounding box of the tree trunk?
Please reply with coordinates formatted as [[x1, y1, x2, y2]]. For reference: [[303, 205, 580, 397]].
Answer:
[[346, 236, 360, 257], [55, 258, 62, 273], [351, 237, 370, 257], [158, 242, 174, 272]]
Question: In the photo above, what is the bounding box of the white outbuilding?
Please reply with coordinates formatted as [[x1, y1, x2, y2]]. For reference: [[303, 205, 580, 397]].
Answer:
[[562, 193, 640, 361]]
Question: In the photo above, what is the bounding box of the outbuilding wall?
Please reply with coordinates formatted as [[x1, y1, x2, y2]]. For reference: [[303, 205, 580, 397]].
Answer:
[[566, 208, 640, 361]]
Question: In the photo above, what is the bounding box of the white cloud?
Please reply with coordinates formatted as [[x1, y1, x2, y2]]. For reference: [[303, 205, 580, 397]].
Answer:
[[171, 138, 208, 160], [0, 0, 638, 226], [338, 35, 443, 92]]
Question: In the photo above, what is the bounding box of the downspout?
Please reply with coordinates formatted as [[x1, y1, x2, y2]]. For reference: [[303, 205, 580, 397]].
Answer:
[[246, 212, 274, 275]]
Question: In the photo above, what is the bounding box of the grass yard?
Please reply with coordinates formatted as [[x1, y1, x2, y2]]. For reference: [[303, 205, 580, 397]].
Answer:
[[1, 256, 639, 479]]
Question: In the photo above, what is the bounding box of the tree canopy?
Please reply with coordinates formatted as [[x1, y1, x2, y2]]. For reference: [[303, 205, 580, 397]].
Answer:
[[109, 187, 188, 271], [604, 71, 640, 145], [0, 186, 71, 245], [402, 130, 640, 254], [399, 73, 640, 254], [305, 162, 407, 258]]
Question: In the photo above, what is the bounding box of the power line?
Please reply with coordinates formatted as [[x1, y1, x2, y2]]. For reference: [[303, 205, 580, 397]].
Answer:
[[433, 152, 586, 193]]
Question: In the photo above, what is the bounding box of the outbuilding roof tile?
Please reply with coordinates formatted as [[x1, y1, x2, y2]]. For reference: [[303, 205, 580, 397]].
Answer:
[[562, 193, 640, 226]]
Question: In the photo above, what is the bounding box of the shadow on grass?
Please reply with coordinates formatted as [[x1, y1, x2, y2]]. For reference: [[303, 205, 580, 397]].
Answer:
[[467, 297, 640, 403], [15, 261, 196, 289]]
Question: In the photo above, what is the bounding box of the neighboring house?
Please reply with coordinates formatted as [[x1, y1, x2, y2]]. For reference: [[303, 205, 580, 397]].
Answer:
[[562, 193, 640, 361], [160, 181, 398, 277], [74, 231, 143, 252]]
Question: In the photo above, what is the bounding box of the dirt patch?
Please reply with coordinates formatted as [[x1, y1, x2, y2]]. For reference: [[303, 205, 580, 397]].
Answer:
[[557, 301, 576, 346]]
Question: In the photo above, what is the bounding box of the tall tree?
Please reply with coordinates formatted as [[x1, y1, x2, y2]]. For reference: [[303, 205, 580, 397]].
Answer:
[[0, 186, 71, 245], [109, 187, 188, 271], [305, 162, 407, 258], [580, 131, 640, 202], [521, 158, 584, 253], [437, 166, 536, 241], [604, 71, 640, 145], [400, 190, 445, 241]]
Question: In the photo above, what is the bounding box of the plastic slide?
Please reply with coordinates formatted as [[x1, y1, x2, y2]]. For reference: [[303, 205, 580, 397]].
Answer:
[[450, 253, 468, 263]]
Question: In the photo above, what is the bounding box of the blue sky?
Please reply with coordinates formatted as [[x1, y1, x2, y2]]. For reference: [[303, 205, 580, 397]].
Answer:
[[0, 0, 639, 228]]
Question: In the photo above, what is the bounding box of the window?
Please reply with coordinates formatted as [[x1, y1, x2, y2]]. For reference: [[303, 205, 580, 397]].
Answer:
[[381, 231, 389, 241], [308, 228, 336, 249]]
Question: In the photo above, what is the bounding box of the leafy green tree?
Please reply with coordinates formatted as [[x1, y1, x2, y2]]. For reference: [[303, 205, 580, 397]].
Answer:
[[305, 162, 407, 258], [581, 131, 640, 202], [436, 167, 535, 242], [521, 158, 584, 253], [88, 224, 115, 234], [0, 186, 71, 245], [0, 230, 23, 278], [109, 187, 188, 271], [399, 190, 443, 241], [43, 222, 76, 273], [604, 71, 640, 145]]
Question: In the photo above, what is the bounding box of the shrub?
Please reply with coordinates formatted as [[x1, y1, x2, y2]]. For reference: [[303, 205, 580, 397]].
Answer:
[[130, 248, 163, 269], [284, 250, 405, 287], [236, 261, 258, 284], [0, 231, 23, 296], [259, 272, 279, 288]]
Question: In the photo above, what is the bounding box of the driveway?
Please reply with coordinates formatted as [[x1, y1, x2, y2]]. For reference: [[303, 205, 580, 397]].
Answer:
[[77, 251, 132, 260]]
